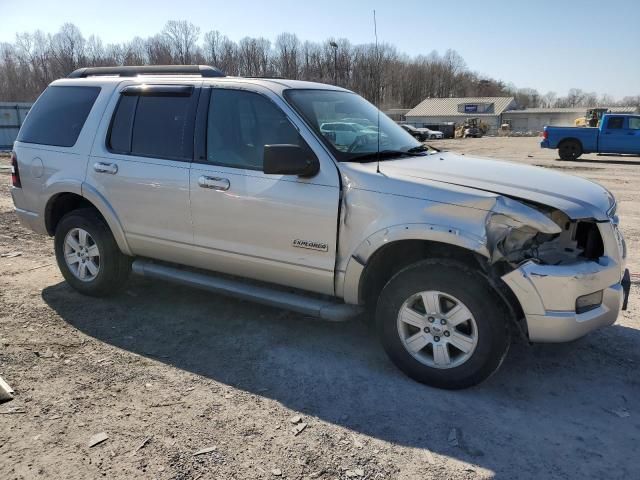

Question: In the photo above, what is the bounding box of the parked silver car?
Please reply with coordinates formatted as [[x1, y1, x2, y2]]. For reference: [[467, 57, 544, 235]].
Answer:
[[10, 66, 630, 389], [400, 124, 443, 140]]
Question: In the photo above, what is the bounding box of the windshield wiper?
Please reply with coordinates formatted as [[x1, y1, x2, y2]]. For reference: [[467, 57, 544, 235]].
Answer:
[[406, 145, 429, 153], [347, 148, 428, 163]]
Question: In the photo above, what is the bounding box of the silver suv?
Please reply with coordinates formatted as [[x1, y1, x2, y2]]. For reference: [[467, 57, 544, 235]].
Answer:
[[10, 65, 630, 389]]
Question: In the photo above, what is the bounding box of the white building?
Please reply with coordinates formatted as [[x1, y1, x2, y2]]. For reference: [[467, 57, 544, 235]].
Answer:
[[404, 97, 516, 135], [502, 106, 638, 133], [403, 96, 638, 136]]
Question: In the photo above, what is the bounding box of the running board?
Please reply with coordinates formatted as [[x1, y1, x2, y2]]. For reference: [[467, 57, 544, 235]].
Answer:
[[131, 259, 362, 322]]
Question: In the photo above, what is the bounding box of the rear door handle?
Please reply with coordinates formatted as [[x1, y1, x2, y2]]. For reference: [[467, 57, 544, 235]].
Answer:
[[93, 162, 118, 175], [198, 175, 230, 191]]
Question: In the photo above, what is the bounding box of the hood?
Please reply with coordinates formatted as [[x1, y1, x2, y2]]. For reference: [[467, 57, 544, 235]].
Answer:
[[379, 151, 613, 221]]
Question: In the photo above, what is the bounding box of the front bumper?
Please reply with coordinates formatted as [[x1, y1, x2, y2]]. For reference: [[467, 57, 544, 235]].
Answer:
[[502, 257, 627, 343]]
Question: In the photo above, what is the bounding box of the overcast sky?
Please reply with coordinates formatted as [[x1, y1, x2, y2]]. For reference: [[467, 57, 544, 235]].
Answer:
[[1, 0, 638, 99]]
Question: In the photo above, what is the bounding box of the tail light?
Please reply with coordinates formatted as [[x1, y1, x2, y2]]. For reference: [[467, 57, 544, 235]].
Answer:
[[10, 151, 21, 188], [542, 129, 548, 140]]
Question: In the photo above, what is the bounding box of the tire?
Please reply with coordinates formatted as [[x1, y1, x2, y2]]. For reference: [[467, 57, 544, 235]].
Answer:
[[558, 140, 582, 160], [54, 208, 131, 297], [376, 259, 510, 389]]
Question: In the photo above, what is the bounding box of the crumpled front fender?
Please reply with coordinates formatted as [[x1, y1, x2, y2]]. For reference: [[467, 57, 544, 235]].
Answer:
[[485, 196, 562, 263], [340, 222, 490, 304]]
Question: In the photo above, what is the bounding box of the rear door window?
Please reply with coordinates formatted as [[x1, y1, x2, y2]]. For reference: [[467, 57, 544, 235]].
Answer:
[[606, 117, 625, 129], [108, 86, 197, 161], [17, 86, 100, 147]]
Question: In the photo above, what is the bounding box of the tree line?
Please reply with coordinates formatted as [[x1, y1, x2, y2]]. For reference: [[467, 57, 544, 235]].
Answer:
[[1, 21, 638, 110]]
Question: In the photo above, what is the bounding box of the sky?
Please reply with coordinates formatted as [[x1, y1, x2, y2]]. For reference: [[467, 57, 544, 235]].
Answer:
[[1, 0, 638, 99]]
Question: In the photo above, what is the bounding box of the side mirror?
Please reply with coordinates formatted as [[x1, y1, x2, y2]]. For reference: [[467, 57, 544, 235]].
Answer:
[[263, 144, 320, 177]]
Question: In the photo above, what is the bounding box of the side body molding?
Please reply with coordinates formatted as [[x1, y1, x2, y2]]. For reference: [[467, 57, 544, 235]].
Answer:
[[81, 182, 133, 256], [340, 223, 490, 304]]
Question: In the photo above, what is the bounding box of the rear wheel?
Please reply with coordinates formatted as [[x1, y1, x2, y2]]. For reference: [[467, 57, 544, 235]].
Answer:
[[376, 260, 510, 389], [54, 208, 131, 296], [558, 139, 583, 160]]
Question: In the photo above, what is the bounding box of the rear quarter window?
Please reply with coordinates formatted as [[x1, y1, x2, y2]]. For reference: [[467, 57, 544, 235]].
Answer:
[[17, 86, 100, 147]]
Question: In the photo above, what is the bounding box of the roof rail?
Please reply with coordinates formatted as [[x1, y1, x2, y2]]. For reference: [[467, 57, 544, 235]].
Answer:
[[67, 65, 225, 79]]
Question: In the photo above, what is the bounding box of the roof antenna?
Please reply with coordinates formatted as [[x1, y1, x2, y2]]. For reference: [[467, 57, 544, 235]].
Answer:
[[373, 9, 381, 174]]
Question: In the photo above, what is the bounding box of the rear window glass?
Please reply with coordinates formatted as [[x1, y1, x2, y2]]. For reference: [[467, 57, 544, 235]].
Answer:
[[17, 86, 100, 147], [108, 93, 195, 161]]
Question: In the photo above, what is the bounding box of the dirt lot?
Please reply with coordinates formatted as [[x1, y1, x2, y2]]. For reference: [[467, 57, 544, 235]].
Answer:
[[1, 137, 639, 480]]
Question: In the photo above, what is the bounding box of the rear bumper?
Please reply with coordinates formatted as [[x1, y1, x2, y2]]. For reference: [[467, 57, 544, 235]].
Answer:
[[502, 257, 626, 343], [14, 206, 47, 235], [10, 187, 47, 235], [540, 139, 550, 149]]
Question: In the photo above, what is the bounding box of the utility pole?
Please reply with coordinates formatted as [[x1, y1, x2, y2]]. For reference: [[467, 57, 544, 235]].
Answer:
[[329, 41, 338, 85]]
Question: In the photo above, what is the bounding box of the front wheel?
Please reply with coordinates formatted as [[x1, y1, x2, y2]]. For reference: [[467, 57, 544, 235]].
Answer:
[[376, 260, 510, 389]]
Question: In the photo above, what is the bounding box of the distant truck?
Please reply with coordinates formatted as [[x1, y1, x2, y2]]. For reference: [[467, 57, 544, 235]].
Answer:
[[541, 114, 640, 160]]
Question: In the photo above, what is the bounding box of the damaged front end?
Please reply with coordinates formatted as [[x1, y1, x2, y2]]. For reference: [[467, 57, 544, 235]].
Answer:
[[486, 196, 628, 342], [486, 196, 608, 266]]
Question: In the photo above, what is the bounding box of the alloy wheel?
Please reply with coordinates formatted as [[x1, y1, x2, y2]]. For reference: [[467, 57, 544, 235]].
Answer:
[[63, 227, 100, 282], [396, 290, 478, 369]]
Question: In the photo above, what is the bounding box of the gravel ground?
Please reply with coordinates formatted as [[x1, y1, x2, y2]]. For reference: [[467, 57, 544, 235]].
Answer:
[[1, 138, 639, 479]]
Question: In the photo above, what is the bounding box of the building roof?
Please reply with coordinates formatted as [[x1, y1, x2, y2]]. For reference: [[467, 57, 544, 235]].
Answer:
[[504, 106, 637, 114], [0, 102, 33, 108], [405, 97, 515, 118], [384, 108, 411, 115]]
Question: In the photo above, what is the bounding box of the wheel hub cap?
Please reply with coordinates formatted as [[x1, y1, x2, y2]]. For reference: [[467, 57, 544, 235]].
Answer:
[[63, 228, 100, 282], [430, 324, 444, 335], [396, 290, 478, 369]]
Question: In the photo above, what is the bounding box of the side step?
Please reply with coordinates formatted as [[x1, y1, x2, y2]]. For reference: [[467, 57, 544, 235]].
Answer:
[[131, 259, 362, 322]]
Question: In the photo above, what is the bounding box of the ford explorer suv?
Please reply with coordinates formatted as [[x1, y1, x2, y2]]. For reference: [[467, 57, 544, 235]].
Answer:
[[541, 113, 640, 160], [10, 65, 630, 389]]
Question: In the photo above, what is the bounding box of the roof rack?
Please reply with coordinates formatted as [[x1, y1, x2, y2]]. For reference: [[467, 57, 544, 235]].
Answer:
[[67, 65, 225, 79]]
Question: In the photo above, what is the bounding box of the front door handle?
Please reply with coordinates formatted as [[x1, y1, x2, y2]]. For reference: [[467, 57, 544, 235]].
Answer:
[[198, 175, 230, 191], [93, 162, 118, 175]]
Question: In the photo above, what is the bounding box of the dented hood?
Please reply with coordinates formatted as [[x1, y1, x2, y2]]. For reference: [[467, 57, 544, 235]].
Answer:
[[379, 151, 613, 221]]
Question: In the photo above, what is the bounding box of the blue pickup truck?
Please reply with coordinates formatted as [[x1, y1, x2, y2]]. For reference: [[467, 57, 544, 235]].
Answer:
[[541, 113, 640, 160]]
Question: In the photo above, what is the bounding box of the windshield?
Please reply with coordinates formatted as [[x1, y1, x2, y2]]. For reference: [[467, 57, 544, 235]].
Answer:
[[284, 89, 425, 162]]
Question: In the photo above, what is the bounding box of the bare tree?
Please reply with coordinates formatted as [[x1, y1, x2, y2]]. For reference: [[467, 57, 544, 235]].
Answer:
[[146, 34, 173, 65], [274, 33, 300, 79], [203, 30, 223, 66], [237, 37, 271, 76], [540, 91, 557, 108], [620, 95, 640, 108], [598, 93, 615, 107], [1, 22, 636, 107], [162, 20, 200, 64], [50, 23, 85, 75]]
